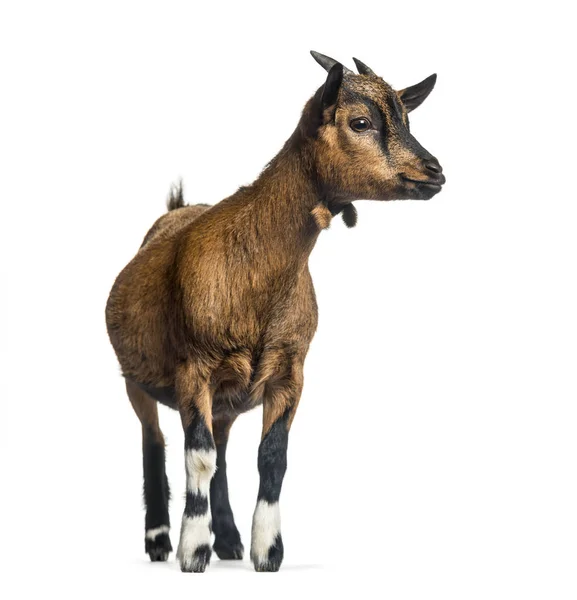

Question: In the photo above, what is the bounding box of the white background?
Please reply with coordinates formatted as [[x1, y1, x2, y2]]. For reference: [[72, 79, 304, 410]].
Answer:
[[1, 1, 575, 598]]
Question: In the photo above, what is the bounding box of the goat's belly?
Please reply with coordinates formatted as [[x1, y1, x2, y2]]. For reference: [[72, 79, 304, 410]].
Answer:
[[212, 388, 261, 419], [125, 347, 299, 418], [129, 379, 258, 418], [131, 380, 178, 410]]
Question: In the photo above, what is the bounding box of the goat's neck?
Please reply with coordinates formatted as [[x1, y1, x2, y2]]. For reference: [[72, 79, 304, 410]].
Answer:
[[233, 141, 324, 268]]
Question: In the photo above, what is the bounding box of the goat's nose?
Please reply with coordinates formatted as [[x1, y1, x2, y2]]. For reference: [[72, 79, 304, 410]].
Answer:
[[424, 159, 443, 175]]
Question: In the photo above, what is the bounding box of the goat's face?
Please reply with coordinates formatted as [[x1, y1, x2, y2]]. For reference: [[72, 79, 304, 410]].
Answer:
[[307, 52, 445, 203]]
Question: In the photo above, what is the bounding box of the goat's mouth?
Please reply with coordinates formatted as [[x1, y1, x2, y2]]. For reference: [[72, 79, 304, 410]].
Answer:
[[401, 174, 446, 200]]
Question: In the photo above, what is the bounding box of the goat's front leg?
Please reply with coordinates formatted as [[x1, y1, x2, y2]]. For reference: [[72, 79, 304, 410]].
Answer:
[[176, 366, 216, 573], [251, 373, 303, 572]]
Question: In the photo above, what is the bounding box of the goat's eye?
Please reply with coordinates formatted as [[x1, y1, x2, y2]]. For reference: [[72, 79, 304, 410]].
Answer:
[[350, 118, 371, 132]]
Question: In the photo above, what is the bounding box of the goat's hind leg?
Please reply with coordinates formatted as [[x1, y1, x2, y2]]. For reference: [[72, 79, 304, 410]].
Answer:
[[125, 379, 172, 562], [211, 415, 244, 560]]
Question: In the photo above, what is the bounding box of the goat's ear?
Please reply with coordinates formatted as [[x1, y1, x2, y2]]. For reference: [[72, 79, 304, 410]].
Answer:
[[398, 74, 437, 113], [320, 63, 344, 121], [304, 63, 344, 135]]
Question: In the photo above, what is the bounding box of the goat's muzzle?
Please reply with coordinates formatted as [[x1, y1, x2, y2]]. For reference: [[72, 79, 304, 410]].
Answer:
[[401, 157, 446, 200]]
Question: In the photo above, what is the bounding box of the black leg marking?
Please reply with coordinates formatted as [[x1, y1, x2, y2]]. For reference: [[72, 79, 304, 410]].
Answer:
[[251, 410, 290, 572], [185, 492, 209, 517], [254, 534, 284, 573], [143, 428, 172, 562], [257, 412, 289, 504], [177, 415, 216, 573], [211, 440, 244, 560], [146, 532, 172, 562], [191, 544, 212, 573]]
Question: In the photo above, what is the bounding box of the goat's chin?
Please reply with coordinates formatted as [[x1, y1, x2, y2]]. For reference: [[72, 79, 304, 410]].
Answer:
[[362, 182, 441, 202], [393, 183, 443, 201]]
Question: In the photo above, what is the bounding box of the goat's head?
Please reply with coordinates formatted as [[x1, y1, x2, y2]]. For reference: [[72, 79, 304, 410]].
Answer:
[[303, 51, 445, 205]]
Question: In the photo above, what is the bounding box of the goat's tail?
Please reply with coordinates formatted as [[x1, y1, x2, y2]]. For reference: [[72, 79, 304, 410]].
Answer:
[[167, 180, 186, 211]]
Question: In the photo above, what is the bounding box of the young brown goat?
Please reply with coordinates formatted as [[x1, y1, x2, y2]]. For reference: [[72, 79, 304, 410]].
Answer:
[[106, 51, 445, 573]]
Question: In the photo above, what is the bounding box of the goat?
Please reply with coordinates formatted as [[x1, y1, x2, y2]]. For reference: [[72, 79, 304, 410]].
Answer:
[[105, 51, 445, 573]]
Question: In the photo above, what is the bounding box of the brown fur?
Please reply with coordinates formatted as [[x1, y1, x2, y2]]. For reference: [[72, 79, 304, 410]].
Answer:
[[311, 203, 333, 229], [106, 147, 321, 437], [213, 414, 238, 446], [125, 379, 164, 444], [106, 59, 443, 440]]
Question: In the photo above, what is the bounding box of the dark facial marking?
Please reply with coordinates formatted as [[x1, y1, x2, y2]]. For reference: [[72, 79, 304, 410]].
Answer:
[[386, 92, 404, 123], [350, 94, 385, 129], [348, 93, 389, 154], [365, 89, 430, 160]]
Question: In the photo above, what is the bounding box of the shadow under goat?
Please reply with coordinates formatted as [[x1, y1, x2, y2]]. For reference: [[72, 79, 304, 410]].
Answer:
[[105, 50, 445, 573]]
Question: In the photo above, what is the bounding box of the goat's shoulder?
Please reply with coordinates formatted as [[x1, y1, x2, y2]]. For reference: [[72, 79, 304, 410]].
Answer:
[[262, 266, 318, 348]]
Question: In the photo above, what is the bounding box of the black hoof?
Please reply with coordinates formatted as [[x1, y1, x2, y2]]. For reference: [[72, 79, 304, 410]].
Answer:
[[214, 539, 244, 560], [213, 525, 244, 560], [145, 532, 172, 562], [179, 544, 212, 573], [252, 535, 283, 572]]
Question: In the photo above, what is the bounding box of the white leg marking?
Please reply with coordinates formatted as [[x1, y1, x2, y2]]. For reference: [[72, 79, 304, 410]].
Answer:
[[185, 448, 217, 495], [177, 448, 216, 570], [177, 513, 212, 569], [250, 500, 280, 564], [145, 525, 170, 540]]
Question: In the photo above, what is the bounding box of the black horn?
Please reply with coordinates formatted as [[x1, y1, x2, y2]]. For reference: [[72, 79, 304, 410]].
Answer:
[[310, 50, 353, 75], [352, 57, 375, 76]]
